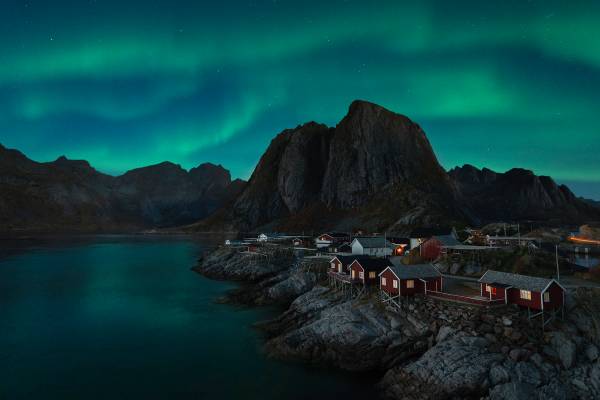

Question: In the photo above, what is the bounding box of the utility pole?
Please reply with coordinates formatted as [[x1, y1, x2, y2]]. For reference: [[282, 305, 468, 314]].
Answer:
[[555, 245, 560, 281]]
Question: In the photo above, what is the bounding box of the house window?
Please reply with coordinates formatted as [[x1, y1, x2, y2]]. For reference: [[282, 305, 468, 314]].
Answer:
[[359, 271, 364, 279], [491, 287, 497, 296], [393, 280, 398, 289], [382, 277, 387, 286], [520, 290, 532, 300], [330, 262, 336, 270], [543, 292, 550, 302], [351, 270, 356, 279], [406, 280, 414, 289], [369, 271, 376, 279], [485, 284, 492, 292]]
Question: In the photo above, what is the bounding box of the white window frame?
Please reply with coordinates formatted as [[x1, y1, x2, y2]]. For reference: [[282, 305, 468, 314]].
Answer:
[[543, 292, 550, 302], [331, 262, 336, 269], [393, 279, 398, 289], [359, 271, 364, 280], [406, 280, 415, 289], [520, 290, 531, 300], [382, 277, 387, 286]]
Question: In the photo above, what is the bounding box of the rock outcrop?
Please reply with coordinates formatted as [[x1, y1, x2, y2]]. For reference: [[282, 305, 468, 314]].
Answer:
[[194, 246, 600, 399], [0, 144, 244, 232]]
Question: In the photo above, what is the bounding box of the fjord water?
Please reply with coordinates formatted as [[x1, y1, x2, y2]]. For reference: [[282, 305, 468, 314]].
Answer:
[[0, 236, 374, 399]]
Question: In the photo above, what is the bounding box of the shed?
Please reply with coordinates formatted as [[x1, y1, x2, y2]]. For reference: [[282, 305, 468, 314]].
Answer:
[[478, 270, 565, 311], [349, 258, 392, 285], [420, 235, 462, 260], [379, 263, 442, 297]]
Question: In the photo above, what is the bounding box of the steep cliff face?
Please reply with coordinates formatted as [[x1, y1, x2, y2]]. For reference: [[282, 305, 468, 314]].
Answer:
[[229, 122, 332, 230], [449, 164, 599, 224], [200, 100, 465, 232], [321, 100, 452, 208], [0, 144, 242, 232]]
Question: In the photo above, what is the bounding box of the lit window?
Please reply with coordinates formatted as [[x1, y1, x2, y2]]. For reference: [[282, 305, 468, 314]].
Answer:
[[369, 271, 376, 279], [331, 262, 336, 269], [382, 277, 387, 286], [407, 280, 414, 288], [393, 280, 398, 289], [543, 292, 550, 302], [359, 271, 364, 279], [486, 284, 492, 292], [520, 290, 531, 300]]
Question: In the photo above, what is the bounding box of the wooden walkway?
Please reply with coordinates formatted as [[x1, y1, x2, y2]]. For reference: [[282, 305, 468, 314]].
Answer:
[[426, 290, 505, 306]]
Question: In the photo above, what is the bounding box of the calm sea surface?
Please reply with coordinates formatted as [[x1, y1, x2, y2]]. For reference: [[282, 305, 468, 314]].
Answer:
[[0, 236, 376, 399]]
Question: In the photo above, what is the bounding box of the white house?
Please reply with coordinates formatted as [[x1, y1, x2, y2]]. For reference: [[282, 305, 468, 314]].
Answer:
[[351, 237, 393, 257]]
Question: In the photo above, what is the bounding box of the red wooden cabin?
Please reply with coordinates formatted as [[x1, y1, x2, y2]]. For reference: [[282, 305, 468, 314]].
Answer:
[[478, 270, 565, 311], [420, 235, 461, 260], [379, 263, 442, 297], [329, 255, 370, 274], [349, 258, 392, 285]]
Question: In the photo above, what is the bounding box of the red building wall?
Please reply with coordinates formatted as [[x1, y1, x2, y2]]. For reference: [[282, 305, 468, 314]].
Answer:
[[330, 258, 342, 272], [380, 272, 441, 296], [506, 287, 543, 310], [545, 282, 564, 310], [380, 269, 399, 295], [420, 238, 443, 260]]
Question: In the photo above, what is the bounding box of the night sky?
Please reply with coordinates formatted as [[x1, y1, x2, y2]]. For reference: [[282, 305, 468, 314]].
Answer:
[[1, 1, 599, 198]]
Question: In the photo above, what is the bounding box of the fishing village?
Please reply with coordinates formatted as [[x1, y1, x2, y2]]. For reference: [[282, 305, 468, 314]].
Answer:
[[195, 223, 600, 399]]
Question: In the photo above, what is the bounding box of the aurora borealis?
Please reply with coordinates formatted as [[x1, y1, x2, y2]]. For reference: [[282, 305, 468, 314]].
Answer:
[[1, 1, 599, 198]]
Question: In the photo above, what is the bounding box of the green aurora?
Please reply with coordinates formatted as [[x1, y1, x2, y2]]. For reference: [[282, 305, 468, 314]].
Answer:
[[1, 0, 599, 198]]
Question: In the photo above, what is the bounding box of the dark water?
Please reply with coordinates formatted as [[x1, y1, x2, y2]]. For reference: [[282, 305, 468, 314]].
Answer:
[[0, 236, 376, 399]]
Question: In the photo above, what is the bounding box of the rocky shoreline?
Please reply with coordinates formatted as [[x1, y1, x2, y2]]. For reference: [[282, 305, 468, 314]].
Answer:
[[194, 246, 600, 399]]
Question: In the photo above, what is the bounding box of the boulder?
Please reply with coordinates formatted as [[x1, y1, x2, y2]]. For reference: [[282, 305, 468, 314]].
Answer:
[[489, 382, 536, 400], [551, 332, 577, 369]]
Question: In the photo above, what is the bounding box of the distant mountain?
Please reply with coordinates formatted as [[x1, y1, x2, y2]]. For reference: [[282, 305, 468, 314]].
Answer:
[[0, 143, 244, 232], [582, 198, 600, 209], [191, 100, 600, 233], [449, 165, 599, 225]]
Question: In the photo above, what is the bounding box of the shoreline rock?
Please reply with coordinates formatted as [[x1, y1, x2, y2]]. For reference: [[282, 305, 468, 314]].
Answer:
[[195, 247, 600, 399]]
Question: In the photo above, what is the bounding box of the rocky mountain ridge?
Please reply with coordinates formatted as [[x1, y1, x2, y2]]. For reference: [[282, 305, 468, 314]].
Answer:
[[0, 143, 244, 232], [192, 100, 598, 233]]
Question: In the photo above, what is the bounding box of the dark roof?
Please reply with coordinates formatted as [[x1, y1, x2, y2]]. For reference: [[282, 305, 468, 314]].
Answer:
[[479, 270, 562, 292], [410, 228, 452, 238], [430, 235, 461, 247], [331, 255, 371, 267], [353, 237, 393, 248], [352, 258, 392, 272], [385, 262, 441, 279]]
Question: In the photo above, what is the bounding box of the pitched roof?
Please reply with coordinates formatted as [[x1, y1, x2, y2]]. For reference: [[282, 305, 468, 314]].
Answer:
[[352, 257, 392, 271], [385, 262, 442, 279], [353, 237, 393, 248], [431, 235, 461, 246], [330, 255, 371, 267], [479, 270, 562, 292]]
